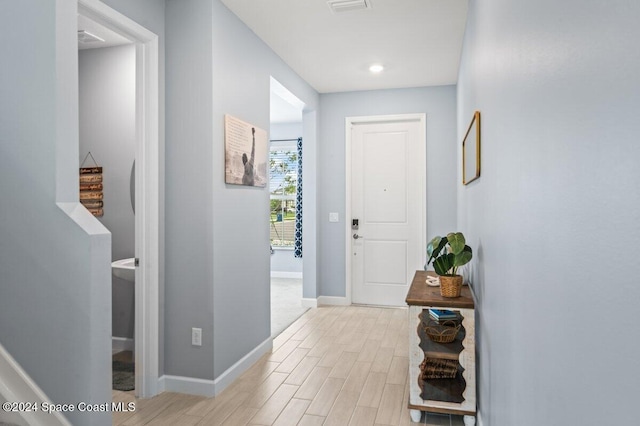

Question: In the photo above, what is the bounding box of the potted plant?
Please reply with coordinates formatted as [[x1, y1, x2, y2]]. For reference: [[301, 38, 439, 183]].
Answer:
[[426, 232, 473, 297]]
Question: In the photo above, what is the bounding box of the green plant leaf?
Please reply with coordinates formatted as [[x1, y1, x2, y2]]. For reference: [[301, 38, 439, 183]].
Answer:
[[433, 253, 454, 275], [447, 232, 466, 254], [453, 246, 472, 267], [426, 236, 448, 265], [426, 236, 441, 258]]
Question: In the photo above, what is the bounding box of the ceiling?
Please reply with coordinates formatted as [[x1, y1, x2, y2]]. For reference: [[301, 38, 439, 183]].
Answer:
[[77, 1, 468, 123], [221, 0, 468, 94], [77, 14, 131, 50]]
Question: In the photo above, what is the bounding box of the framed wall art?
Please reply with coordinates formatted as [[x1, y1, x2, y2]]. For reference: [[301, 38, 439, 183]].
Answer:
[[462, 111, 481, 185], [224, 114, 267, 187]]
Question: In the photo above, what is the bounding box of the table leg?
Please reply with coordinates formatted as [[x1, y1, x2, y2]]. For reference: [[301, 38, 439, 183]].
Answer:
[[463, 415, 476, 425]]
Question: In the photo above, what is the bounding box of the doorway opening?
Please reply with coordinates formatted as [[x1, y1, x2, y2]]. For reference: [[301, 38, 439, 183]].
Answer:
[[77, 0, 159, 398], [78, 14, 136, 392], [269, 78, 307, 336]]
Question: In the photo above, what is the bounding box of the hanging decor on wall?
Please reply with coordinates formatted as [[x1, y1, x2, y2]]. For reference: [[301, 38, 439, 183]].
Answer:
[[462, 111, 481, 185], [80, 151, 104, 216], [224, 114, 268, 187]]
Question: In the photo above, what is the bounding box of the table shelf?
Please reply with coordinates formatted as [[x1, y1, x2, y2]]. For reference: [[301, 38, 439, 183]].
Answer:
[[406, 270, 476, 425], [418, 310, 465, 360]]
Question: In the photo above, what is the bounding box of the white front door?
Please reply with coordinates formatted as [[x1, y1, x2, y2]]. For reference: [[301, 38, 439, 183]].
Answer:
[[349, 116, 425, 306]]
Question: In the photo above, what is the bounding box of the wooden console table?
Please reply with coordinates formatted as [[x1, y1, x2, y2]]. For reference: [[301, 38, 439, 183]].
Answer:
[[405, 270, 476, 425]]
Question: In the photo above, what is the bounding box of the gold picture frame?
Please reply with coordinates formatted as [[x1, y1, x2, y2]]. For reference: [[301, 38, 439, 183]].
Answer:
[[462, 111, 481, 185]]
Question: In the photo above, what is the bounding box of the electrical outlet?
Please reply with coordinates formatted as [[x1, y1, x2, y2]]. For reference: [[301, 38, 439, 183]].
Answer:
[[329, 212, 339, 222], [191, 327, 202, 346]]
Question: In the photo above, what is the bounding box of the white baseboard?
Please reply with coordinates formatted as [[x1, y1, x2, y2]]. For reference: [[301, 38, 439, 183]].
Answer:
[[158, 336, 273, 397], [301, 298, 318, 308], [271, 271, 303, 279], [112, 336, 134, 353], [212, 337, 272, 394], [158, 374, 216, 397], [317, 296, 350, 306]]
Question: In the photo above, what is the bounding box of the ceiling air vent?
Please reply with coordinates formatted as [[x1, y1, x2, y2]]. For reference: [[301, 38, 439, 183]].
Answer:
[[327, 0, 371, 14], [77, 30, 105, 44]]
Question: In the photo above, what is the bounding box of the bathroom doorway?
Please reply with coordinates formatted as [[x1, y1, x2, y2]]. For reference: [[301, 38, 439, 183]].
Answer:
[[77, 0, 160, 398], [77, 18, 136, 391], [269, 78, 307, 336]]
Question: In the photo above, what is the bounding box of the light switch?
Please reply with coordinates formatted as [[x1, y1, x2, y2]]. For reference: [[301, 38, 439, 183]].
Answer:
[[329, 212, 339, 222]]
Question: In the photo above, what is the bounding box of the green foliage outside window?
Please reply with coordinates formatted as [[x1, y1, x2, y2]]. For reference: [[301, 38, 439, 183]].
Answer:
[[270, 149, 298, 246]]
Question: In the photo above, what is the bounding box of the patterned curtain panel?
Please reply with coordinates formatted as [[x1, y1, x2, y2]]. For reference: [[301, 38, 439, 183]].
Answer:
[[294, 137, 303, 258]]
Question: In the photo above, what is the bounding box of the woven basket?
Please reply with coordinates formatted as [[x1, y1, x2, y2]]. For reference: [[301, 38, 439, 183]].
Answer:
[[424, 319, 461, 344], [439, 275, 463, 298], [420, 358, 459, 380]]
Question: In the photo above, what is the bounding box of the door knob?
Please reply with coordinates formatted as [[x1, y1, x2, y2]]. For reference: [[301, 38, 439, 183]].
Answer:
[[353, 234, 364, 240]]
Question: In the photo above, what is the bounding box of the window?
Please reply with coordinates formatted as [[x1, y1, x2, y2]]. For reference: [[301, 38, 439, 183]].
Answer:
[[269, 140, 298, 247]]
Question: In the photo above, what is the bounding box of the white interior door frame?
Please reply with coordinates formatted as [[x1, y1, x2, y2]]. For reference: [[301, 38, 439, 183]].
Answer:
[[78, 0, 160, 398], [345, 113, 426, 305]]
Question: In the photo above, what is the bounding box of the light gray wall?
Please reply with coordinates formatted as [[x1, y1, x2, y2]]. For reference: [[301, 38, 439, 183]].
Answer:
[[165, 0, 215, 379], [270, 250, 303, 275], [0, 1, 111, 425], [271, 122, 302, 139], [318, 86, 458, 297], [211, 0, 318, 378], [270, 122, 303, 275], [165, 0, 319, 380], [79, 45, 136, 339], [457, 1, 640, 425]]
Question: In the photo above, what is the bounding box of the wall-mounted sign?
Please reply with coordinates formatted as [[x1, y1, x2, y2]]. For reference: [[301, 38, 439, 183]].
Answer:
[[79, 183, 103, 191], [79, 173, 102, 183], [80, 160, 104, 217]]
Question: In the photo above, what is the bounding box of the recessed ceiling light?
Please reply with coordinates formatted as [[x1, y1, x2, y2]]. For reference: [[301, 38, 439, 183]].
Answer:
[[369, 64, 384, 73]]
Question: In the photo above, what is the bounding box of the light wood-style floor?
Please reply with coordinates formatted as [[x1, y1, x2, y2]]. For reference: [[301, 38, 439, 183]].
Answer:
[[112, 305, 465, 425]]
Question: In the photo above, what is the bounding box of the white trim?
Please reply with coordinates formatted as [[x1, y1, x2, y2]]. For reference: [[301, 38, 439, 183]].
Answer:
[[158, 337, 272, 397], [345, 113, 427, 307], [212, 337, 272, 395], [301, 298, 318, 308], [271, 246, 295, 251], [317, 296, 351, 306], [0, 343, 71, 426], [112, 337, 135, 353], [271, 271, 303, 279], [78, 0, 160, 399], [158, 375, 216, 398]]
